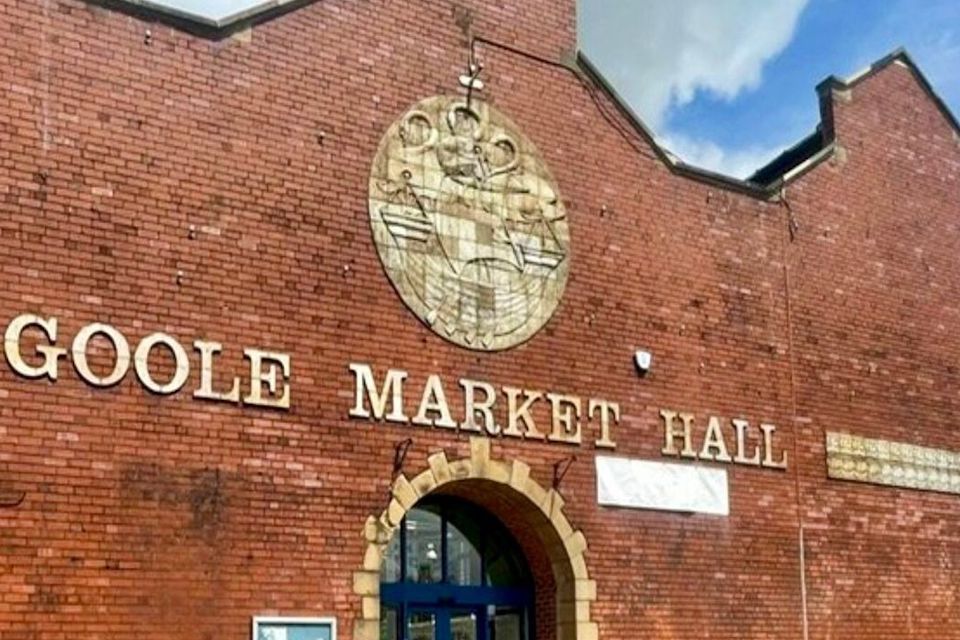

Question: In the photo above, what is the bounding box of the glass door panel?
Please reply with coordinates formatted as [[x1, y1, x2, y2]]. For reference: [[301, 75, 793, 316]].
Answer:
[[449, 609, 480, 640], [381, 605, 400, 640], [447, 521, 482, 586], [406, 509, 442, 584], [489, 606, 523, 640], [407, 610, 437, 640]]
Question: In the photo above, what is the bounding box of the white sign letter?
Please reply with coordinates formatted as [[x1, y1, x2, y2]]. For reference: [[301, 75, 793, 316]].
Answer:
[[134, 332, 190, 395], [71, 323, 130, 387], [4, 314, 66, 380], [244, 349, 291, 409], [348, 363, 407, 422]]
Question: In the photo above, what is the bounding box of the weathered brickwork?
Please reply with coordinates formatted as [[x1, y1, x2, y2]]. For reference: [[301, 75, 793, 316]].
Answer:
[[0, 1, 957, 639]]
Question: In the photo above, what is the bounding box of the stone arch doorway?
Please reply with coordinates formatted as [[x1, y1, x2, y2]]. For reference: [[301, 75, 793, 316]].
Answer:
[[352, 439, 597, 640]]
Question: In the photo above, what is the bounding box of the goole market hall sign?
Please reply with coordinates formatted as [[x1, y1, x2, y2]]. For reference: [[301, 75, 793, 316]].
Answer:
[[1, 311, 788, 468], [0, 96, 786, 470]]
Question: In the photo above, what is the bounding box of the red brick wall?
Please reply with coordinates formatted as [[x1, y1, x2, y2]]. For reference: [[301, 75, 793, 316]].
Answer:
[[785, 62, 960, 638], [0, 1, 957, 639]]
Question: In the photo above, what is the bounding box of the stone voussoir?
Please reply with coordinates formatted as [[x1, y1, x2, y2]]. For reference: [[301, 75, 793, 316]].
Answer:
[[427, 450, 452, 484], [353, 570, 380, 596], [391, 473, 419, 510]]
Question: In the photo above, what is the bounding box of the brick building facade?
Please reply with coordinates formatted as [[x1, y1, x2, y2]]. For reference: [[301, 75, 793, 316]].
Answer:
[[1, 1, 959, 639]]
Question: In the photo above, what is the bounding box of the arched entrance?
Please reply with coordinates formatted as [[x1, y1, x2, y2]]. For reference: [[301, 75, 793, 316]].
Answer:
[[380, 496, 534, 640], [352, 438, 598, 640]]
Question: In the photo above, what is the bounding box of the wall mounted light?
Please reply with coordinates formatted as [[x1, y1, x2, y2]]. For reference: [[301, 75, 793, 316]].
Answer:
[[634, 349, 652, 376]]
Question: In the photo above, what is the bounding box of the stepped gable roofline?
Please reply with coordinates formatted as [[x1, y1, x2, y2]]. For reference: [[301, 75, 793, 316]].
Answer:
[[752, 48, 960, 184], [575, 47, 960, 198], [81, 2, 959, 197], [814, 47, 960, 135], [86, 0, 316, 37], [574, 52, 774, 197]]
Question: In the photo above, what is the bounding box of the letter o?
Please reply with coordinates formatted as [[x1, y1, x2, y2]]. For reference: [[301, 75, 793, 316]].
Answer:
[[134, 332, 190, 395], [71, 323, 131, 387]]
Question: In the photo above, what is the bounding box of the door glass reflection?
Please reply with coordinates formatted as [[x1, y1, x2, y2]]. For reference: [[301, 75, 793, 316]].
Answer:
[[450, 610, 478, 640], [490, 606, 523, 640], [407, 611, 436, 640], [406, 508, 442, 583], [380, 605, 398, 640], [447, 520, 482, 586], [381, 533, 401, 583]]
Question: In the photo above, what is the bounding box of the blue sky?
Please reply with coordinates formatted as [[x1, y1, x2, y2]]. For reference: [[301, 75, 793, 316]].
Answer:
[[580, 0, 960, 177], [146, 0, 251, 18], [145, 0, 958, 178]]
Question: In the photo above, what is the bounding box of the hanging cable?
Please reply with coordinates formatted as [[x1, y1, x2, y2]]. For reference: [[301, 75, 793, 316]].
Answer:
[[470, 35, 658, 161]]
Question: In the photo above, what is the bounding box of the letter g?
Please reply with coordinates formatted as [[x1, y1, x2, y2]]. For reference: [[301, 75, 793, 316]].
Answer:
[[4, 314, 66, 380]]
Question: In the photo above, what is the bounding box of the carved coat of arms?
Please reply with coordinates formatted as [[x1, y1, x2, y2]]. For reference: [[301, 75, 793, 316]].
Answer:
[[368, 96, 569, 350]]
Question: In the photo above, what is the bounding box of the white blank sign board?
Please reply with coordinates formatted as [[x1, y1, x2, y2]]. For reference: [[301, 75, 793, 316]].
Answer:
[[596, 455, 729, 516]]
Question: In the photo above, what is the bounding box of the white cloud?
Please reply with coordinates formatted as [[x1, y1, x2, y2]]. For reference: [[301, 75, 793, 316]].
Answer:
[[658, 133, 785, 180], [579, 0, 809, 176]]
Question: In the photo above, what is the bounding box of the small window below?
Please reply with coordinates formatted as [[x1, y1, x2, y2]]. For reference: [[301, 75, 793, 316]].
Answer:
[[253, 616, 336, 640]]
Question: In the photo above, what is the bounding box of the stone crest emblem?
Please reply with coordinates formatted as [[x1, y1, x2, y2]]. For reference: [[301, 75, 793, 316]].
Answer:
[[368, 96, 569, 350]]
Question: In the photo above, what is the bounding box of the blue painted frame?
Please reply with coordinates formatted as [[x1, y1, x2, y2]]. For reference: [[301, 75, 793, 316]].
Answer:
[[381, 583, 532, 607]]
